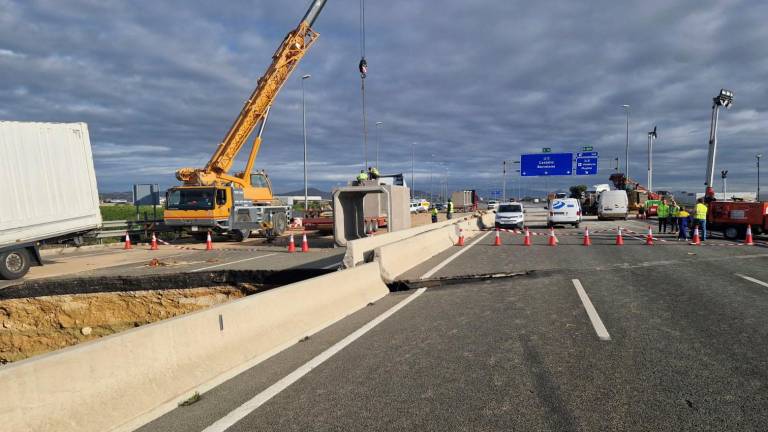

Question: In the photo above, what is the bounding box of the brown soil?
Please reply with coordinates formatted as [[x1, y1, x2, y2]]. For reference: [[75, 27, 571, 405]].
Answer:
[[0, 286, 251, 364]]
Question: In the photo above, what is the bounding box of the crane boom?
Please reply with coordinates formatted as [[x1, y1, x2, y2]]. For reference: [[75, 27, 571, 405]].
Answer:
[[176, 0, 327, 186]]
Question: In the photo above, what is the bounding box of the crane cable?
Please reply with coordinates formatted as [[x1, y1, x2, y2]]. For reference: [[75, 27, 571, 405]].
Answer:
[[359, 0, 368, 171]]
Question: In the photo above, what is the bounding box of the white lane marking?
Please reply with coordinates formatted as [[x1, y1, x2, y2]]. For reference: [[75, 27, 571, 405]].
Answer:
[[202, 287, 427, 432], [735, 273, 768, 288], [191, 253, 278, 272], [420, 230, 493, 280], [572, 279, 611, 341]]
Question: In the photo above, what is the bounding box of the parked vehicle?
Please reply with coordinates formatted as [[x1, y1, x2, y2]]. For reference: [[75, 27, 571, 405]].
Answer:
[[409, 202, 421, 213], [597, 190, 629, 220], [0, 122, 102, 279], [487, 200, 499, 210], [708, 201, 768, 239], [495, 202, 525, 229], [450, 190, 479, 211], [547, 198, 582, 228]]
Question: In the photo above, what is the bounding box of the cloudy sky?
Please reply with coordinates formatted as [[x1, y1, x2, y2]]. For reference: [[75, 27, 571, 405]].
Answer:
[[2, 0, 767, 197]]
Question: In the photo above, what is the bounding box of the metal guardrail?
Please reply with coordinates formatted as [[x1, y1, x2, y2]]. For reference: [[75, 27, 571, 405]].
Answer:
[[93, 220, 166, 239]]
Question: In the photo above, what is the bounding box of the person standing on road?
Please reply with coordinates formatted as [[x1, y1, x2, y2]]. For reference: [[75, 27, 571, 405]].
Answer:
[[657, 199, 669, 233], [446, 199, 454, 220], [669, 201, 680, 234], [677, 208, 690, 240], [430, 206, 438, 223], [638, 203, 646, 220], [695, 198, 708, 241]]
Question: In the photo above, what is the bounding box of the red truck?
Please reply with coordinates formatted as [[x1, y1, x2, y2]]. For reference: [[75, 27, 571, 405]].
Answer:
[[708, 201, 768, 239]]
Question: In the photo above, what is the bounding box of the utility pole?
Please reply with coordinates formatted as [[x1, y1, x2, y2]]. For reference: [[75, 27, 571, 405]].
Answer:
[[301, 74, 311, 214], [758, 154, 763, 201], [622, 104, 630, 178], [411, 142, 415, 199], [502, 161, 507, 202], [647, 126, 657, 192]]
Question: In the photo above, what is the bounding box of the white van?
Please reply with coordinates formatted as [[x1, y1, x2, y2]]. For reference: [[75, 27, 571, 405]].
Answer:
[[547, 198, 581, 228], [495, 202, 525, 229], [597, 190, 628, 220]]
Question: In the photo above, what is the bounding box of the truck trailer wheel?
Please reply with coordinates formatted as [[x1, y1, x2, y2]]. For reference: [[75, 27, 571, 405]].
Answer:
[[724, 226, 740, 240], [0, 249, 31, 280], [232, 230, 251, 242]]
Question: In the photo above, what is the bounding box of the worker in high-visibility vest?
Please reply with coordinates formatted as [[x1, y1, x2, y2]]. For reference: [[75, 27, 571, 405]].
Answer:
[[656, 199, 669, 233], [677, 209, 690, 241], [368, 166, 380, 180], [356, 170, 368, 184], [669, 201, 680, 234], [695, 198, 708, 240], [446, 199, 454, 220], [431, 206, 438, 223]]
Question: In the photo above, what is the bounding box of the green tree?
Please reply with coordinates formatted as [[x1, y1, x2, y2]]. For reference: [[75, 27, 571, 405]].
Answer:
[[569, 184, 588, 199]]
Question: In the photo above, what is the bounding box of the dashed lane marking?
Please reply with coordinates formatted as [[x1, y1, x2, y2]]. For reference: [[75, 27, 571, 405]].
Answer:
[[420, 230, 494, 280], [201, 287, 428, 432], [572, 279, 611, 341], [735, 273, 768, 288]]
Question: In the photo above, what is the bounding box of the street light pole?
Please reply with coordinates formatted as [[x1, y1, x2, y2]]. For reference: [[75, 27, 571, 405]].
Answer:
[[411, 142, 415, 199], [622, 104, 630, 179], [301, 74, 311, 214], [758, 154, 763, 201], [721, 170, 728, 198], [647, 126, 657, 192], [375, 121, 383, 170], [502, 161, 507, 202]]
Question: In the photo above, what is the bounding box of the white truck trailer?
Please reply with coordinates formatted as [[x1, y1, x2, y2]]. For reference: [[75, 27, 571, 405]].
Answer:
[[0, 122, 102, 279]]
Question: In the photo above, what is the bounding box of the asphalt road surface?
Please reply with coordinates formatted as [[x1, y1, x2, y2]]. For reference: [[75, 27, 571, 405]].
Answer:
[[137, 210, 768, 431]]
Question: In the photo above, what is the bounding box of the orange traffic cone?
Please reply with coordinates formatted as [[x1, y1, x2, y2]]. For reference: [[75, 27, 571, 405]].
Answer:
[[548, 228, 557, 246], [456, 228, 465, 246], [287, 233, 296, 253], [150, 232, 159, 250], [523, 228, 532, 246], [206, 231, 214, 251], [691, 227, 701, 245], [123, 231, 132, 250], [301, 233, 309, 252], [615, 226, 624, 246], [493, 228, 502, 246], [645, 226, 654, 246], [583, 227, 592, 246], [745, 225, 755, 246]]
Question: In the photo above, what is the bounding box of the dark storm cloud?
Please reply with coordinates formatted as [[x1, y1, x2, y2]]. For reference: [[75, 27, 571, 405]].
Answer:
[[1, 0, 766, 195]]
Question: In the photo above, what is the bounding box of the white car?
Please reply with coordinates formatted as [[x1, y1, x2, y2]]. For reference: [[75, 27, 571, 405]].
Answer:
[[409, 202, 421, 213], [487, 200, 499, 210], [547, 198, 581, 228], [495, 202, 525, 229]]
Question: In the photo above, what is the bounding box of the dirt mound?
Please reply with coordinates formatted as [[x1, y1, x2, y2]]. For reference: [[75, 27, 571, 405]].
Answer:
[[0, 286, 248, 364]]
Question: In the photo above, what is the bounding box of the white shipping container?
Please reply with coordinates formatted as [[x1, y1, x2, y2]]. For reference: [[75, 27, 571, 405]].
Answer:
[[0, 121, 102, 246]]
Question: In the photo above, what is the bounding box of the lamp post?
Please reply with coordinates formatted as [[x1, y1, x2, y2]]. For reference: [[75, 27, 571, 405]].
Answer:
[[758, 154, 763, 201], [622, 104, 630, 178], [375, 121, 383, 170], [721, 170, 728, 198], [704, 89, 734, 201], [411, 142, 416, 199], [301, 74, 311, 214], [647, 126, 657, 192], [502, 161, 507, 202]]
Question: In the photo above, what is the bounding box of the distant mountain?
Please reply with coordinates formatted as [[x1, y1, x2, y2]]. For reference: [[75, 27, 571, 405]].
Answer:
[[277, 187, 332, 200]]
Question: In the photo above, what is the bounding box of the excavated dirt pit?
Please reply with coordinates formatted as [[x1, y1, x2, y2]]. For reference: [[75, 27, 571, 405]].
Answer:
[[0, 269, 332, 364]]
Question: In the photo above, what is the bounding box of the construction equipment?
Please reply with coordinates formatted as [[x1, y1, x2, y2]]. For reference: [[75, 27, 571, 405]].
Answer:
[[609, 173, 660, 212], [164, 0, 327, 241]]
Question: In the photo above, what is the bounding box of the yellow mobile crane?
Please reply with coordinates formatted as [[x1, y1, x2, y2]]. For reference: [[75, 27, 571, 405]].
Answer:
[[164, 0, 327, 241]]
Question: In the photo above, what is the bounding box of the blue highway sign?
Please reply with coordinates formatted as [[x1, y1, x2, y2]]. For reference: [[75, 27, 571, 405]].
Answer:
[[520, 153, 573, 176], [576, 151, 598, 158], [575, 157, 598, 175]]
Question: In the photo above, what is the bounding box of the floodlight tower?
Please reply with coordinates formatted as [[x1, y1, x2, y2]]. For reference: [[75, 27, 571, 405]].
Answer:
[[704, 89, 734, 202]]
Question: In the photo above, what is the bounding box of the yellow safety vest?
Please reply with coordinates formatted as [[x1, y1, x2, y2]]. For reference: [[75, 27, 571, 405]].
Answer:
[[678, 210, 690, 218], [356, 172, 368, 181], [431, 208, 438, 216], [695, 203, 707, 220], [447, 202, 454, 213]]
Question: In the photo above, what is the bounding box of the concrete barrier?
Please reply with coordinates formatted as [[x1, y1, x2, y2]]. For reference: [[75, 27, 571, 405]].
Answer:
[[343, 213, 480, 268], [0, 263, 389, 432], [374, 211, 495, 282]]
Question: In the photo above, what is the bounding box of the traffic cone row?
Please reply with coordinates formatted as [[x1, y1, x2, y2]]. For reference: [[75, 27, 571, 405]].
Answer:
[[301, 233, 309, 252], [287, 233, 296, 253], [493, 228, 502, 246], [645, 226, 654, 246]]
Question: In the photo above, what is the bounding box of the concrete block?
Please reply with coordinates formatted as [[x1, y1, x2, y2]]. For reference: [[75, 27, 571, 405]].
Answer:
[[0, 263, 389, 432]]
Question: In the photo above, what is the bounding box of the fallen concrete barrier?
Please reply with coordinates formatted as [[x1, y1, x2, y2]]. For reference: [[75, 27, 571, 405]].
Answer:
[[0, 262, 389, 432], [343, 212, 489, 268]]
